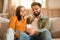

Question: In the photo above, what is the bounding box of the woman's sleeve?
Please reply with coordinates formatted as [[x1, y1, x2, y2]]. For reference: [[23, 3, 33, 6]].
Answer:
[[9, 16, 17, 30]]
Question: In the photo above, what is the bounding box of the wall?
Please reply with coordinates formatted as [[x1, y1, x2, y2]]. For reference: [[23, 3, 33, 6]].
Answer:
[[41, 0, 60, 18], [48, 0, 60, 18], [1, 0, 60, 18], [49, 0, 60, 9], [0, 0, 4, 13]]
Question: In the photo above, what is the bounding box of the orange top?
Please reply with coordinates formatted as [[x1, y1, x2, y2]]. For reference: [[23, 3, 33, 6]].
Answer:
[[9, 16, 27, 32]]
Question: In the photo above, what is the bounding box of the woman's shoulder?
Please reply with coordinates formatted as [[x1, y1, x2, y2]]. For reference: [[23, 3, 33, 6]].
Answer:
[[10, 16, 17, 19], [11, 16, 17, 18], [10, 16, 17, 20]]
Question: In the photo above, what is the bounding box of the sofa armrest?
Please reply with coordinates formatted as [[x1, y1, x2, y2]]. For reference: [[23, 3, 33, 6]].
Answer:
[[50, 18, 60, 38], [0, 22, 9, 40]]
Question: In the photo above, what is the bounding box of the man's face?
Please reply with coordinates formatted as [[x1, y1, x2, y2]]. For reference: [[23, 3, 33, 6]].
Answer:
[[32, 5, 41, 17]]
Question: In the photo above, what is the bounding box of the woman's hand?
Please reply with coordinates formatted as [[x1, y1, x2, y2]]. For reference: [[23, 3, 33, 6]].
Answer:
[[14, 32, 19, 38]]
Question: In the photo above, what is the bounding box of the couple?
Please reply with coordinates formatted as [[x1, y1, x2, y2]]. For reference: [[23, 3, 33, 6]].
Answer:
[[6, 2, 52, 40]]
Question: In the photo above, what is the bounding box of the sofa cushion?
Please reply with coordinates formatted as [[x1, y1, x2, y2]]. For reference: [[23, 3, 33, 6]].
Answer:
[[50, 18, 60, 38], [0, 17, 9, 23]]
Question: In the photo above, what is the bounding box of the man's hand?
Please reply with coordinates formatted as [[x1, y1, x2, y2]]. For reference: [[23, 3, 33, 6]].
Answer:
[[27, 26, 37, 35]]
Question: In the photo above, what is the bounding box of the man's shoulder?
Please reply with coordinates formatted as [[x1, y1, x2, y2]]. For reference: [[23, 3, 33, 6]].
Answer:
[[41, 15, 49, 20]]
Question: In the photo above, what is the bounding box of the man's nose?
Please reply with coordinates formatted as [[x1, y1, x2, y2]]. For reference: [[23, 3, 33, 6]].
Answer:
[[34, 10, 37, 12]]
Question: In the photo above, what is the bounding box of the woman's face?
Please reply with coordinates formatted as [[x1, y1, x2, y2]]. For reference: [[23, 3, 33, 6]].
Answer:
[[20, 7, 26, 17]]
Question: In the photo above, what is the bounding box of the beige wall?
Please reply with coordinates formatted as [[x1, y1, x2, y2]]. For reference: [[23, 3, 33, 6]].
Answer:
[[0, 0, 4, 13], [49, 0, 60, 9], [48, 0, 60, 18], [41, 0, 60, 18], [42, 9, 60, 18], [48, 9, 60, 18], [0, 0, 60, 18]]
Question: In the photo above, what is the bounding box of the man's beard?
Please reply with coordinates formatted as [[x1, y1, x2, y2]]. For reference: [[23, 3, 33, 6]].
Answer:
[[33, 12, 40, 17]]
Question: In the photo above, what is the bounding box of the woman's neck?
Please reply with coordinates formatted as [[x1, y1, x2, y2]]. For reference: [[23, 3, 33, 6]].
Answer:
[[21, 16, 25, 19]]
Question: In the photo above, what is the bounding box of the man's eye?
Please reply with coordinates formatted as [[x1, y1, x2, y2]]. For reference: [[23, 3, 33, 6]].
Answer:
[[32, 9, 34, 11], [36, 8, 38, 10]]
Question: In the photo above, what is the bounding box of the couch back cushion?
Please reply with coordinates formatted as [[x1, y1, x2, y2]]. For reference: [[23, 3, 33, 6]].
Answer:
[[50, 18, 60, 38]]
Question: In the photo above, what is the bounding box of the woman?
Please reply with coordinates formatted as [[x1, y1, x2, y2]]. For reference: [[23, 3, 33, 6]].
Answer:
[[9, 6, 30, 40]]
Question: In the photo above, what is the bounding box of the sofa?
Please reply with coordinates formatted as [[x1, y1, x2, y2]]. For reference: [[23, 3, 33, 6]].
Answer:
[[0, 17, 60, 40], [0, 17, 9, 40], [50, 18, 60, 40]]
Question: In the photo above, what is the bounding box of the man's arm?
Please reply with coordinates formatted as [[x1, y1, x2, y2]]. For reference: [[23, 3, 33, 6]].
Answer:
[[43, 18, 51, 31]]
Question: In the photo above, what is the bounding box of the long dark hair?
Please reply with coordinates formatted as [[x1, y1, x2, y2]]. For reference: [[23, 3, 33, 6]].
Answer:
[[16, 6, 24, 21]]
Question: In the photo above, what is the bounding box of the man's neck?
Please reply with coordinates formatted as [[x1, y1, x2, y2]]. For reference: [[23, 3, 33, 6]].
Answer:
[[35, 15, 41, 19]]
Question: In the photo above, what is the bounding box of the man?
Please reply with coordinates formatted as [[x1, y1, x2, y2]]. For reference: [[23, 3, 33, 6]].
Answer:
[[27, 2, 52, 40]]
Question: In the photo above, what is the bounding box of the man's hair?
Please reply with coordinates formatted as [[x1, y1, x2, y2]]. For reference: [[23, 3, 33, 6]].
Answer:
[[31, 2, 42, 8]]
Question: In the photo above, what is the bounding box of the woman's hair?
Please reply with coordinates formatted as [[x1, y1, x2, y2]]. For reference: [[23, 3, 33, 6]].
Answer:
[[16, 6, 24, 21]]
